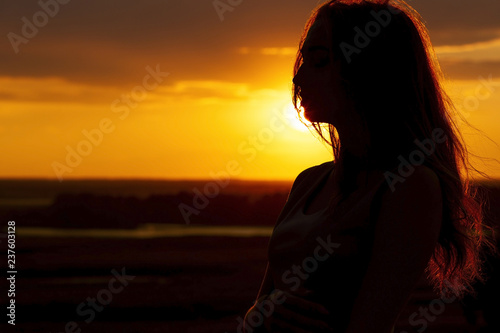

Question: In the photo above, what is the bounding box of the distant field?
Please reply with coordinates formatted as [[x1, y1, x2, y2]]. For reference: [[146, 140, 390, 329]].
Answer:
[[2, 178, 500, 229], [0, 179, 294, 228], [0, 179, 293, 209], [1, 177, 497, 199], [0, 177, 498, 210]]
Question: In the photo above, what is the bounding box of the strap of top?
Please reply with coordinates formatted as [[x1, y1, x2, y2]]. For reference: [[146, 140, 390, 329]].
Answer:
[[273, 161, 399, 231], [272, 162, 334, 231]]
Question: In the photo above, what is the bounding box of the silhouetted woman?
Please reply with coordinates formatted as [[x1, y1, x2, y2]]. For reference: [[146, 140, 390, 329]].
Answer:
[[243, 0, 496, 332]]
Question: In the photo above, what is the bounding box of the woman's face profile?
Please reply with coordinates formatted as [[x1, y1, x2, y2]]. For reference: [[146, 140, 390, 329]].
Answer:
[[293, 19, 353, 126]]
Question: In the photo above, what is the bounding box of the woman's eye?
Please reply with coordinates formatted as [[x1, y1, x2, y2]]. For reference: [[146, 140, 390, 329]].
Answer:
[[313, 50, 329, 67]]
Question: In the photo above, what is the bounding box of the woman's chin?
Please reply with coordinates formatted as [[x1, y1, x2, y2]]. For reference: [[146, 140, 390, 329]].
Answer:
[[303, 109, 320, 123], [304, 112, 334, 125]]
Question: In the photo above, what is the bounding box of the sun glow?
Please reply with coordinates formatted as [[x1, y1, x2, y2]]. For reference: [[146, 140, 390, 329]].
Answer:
[[283, 103, 310, 132]]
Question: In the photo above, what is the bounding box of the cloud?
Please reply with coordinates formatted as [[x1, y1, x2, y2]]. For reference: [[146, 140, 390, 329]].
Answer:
[[439, 60, 500, 81], [435, 38, 500, 54], [1, 0, 500, 85], [0, 76, 124, 103], [160, 80, 250, 100], [262, 48, 296, 56], [411, 0, 500, 44], [237, 47, 297, 56], [0, 74, 284, 109], [0, 0, 317, 85]]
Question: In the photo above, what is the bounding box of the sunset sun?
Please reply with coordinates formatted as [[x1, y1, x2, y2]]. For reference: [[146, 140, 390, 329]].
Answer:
[[283, 103, 310, 132]]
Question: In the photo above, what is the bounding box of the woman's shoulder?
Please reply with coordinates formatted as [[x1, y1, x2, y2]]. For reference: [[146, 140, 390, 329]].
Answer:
[[298, 160, 334, 178], [290, 161, 334, 193], [378, 164, 442, 212], [382, 164, 440, 194]]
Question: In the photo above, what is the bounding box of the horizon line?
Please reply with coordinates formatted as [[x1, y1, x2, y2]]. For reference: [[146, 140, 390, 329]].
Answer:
[[0, 177, 296, 183], [0, 177, 499, 185]]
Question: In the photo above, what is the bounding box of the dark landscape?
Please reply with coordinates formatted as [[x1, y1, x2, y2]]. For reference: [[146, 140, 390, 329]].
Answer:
[[0, 178, 499, 332]]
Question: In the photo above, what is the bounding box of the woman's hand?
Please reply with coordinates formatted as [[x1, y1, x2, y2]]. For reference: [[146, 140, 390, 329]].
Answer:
[[243, 289, 333, 333]]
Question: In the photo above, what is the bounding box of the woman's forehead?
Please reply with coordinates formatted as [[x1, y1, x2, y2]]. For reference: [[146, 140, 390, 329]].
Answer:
[[303, 20, 329, 49]]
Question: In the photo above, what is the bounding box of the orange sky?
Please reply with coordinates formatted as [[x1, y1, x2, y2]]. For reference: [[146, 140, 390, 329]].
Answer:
[[1, 0, 500, 181]]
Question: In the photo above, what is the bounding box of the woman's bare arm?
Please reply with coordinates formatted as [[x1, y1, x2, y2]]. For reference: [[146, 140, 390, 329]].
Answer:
[[256, 262, 275, 301], [243, 263, 274, 333], [243, 164, 336, 332], [345, 165, 443, 333]]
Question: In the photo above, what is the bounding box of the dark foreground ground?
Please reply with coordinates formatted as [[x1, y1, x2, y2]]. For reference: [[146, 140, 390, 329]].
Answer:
[[1, 179, 499, 332], [0, 235, 499, 333]]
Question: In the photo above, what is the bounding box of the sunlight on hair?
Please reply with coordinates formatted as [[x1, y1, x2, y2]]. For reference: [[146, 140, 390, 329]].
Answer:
[[283, 103, 310, 132]]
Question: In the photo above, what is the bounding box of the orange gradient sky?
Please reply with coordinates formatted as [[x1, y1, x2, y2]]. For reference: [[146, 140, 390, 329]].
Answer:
[[1, 0, 500, 181]]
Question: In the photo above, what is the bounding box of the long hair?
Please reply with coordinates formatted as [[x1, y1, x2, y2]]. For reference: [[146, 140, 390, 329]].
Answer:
[[292, 0, 498, 298]]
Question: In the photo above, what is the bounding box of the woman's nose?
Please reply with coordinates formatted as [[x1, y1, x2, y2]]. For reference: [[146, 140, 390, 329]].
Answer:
[[293, 69, 302, 86], [293, 64, 304, 86]]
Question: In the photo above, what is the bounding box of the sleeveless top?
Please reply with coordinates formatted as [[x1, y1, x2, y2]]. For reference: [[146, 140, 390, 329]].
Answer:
[[267, 161, 396, 333]]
